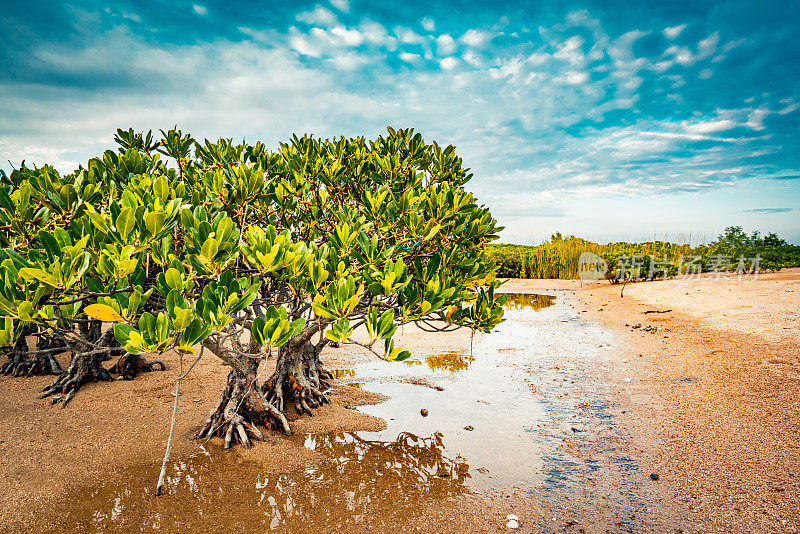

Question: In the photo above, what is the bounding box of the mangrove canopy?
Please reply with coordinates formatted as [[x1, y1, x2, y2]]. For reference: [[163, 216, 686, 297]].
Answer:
[[0, 126, 505, 447]]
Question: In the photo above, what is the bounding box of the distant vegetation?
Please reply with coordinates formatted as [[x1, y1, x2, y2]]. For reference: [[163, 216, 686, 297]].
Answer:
[[487, 227, 800, 280]]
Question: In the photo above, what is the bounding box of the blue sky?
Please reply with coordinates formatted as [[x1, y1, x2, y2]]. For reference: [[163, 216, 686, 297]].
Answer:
[[1, 0, 799, 243]]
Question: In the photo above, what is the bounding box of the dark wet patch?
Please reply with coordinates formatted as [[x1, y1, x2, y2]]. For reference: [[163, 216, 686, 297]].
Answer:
[[524, 303, 674, 532], [673, 376, 701, 384]]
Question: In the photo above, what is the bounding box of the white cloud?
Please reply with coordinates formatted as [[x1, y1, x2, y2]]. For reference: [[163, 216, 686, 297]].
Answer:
[[328, 52, 369, 70], [665, 45, 693, 66], [399, 52, 420, 63], [489, 56, 524, 79], [746, 108, 769, 131], [527, 52, 549, 66], [192, 4, 207, 16], [288, 31, 323, 57], [652, 60, 673, 72], [330, 26, 364, 46], [122, 11, 142, 22], [439, 57, 459, 70], [685, 119, 736, 134], [698, 68, 713, 79], [436, 34, 457, 55], [287, 24, 365, 57], [697, 33, 719, 57], [359, 20, 397, 50], [554, 36, 585, 66], [421, 17, 435, 32], [460, 29, 492, 48], [329, 0, 349, 13], [296, 6, 338, 27], [663, 24, 686, 39], [395, 27, 425, 45], [664, 33, 718, 67], [564, 71, 589, 85], [462, 49, 482, 67]]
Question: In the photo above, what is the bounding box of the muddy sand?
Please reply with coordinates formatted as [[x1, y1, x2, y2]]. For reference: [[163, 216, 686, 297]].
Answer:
[[0, 269, 797, 532]]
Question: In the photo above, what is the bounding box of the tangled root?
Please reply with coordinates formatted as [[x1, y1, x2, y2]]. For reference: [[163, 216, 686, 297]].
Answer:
[[108, 353, 165, 379], [196, 370, 291, 448], [40, 354, 111, 407]]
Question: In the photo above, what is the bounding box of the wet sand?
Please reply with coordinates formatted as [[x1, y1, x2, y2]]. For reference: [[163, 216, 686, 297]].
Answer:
[[577, 268, 800, 532], [0, 269, 797, 532]]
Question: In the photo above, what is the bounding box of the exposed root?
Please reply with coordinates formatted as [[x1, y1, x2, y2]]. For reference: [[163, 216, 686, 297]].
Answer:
[[39, 352, 111, 407], [264, 342, 331, 416], [1, 351, 64, 377], [1, 325, 64, 377], [39, 326, 115, 408], [196, 369, 291, 448], [109, 352, 166, 380]]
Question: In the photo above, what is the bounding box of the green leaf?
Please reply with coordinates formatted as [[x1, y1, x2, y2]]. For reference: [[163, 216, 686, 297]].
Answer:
[[145, 211, 166, 236], [421, 300, 432, 314], [173, 308, 193, 331], [87, 212, 111, 234], [251, 317, 266, 346], [37, 231, 61, 262], [138, 312, 156, 337], [164, 268, 183, 292], [153, 176, 169, 201], [310, 300, 336, 319], [19, 268, 61, 288], [116, 208, 136, 238], [117, 259, 138, 278], [18, 301, 34, 322], [181, 318, 212, 346], [200, 237, 219, 261], [114, 323, 136, 344]]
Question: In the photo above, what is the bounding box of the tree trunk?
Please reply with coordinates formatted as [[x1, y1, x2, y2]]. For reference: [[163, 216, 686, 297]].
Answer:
[[263, 341, 332, 417], [1, 323, 63, 377], [195, 358, 291, 448]]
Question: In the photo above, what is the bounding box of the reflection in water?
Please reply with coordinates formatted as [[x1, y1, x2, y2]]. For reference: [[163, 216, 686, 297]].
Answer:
[[304, 431, 470, 487], [423, 351, 474, 372], [57, 432, 469, 532], [501, 293, 556, 311]]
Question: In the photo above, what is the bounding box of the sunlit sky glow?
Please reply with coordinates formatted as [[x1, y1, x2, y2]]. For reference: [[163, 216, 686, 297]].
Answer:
[[1, 0, 798, 243]]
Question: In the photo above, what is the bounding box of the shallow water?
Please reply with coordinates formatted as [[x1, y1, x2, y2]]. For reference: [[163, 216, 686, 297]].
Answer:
[[48, 292, 667, 531], [54, 433, 471, 532], [320, 295, 561, 491]]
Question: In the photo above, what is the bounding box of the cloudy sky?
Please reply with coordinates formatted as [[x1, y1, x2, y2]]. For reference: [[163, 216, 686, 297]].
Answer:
[[1, 0, 799, 243]]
